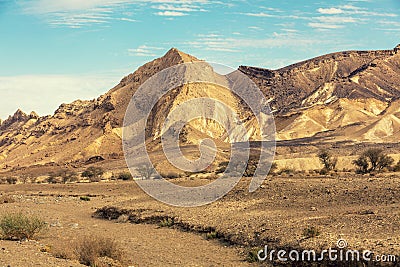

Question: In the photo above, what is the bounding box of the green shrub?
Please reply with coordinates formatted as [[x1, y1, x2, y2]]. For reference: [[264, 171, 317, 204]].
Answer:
[[159, 217, 174, 227], [246, 247, 262, 263], [74, 235, 123, 266], [0, 213, 46, 240], [205, 231, 218, 240], [80, 196, 91, 201]]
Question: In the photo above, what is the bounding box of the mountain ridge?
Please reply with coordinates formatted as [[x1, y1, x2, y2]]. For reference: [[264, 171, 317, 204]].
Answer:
[[1, 44, 400, 169]]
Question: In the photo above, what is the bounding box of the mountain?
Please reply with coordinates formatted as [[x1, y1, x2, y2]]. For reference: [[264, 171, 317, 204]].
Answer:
[[240, 44, 400, 141], [0, 45, 399, 170]]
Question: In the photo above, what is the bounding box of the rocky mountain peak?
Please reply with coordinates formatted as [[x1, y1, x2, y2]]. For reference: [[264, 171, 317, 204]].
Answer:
[[164, 47, 199, 64], [395, 44, 400, 53], [0, 109, 30, 131], [29, 111, 39, 119], [11, 109, 28, 121]]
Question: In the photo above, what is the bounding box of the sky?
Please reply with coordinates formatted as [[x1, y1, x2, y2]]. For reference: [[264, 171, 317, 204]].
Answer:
[[0, 0, 399, 119]]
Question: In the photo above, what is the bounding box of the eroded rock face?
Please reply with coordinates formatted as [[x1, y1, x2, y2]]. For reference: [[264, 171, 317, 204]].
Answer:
[[240, 45, 400, 113]]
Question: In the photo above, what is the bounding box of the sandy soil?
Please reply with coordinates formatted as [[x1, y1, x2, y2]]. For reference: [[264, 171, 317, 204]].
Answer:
[[0, 183, 250, 267], [0, 174, 399, 266]]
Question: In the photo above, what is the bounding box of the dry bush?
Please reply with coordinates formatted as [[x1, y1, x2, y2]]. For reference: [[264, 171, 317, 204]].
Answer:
[[0, 195, 15, 204], [0, 212, 46, 240], [82, 167, 104, 182], [6, 177, 17, 184], [74, 235, 124, 266], [118, 172, 133, 181], [51, 244, 75, 260]]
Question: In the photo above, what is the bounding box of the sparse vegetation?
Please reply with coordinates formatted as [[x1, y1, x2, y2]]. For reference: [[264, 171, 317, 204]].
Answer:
[[47, 170, 78, 184], [159, 217, 174, 227], [20, 175, 30, 184], [162, 172, 181, 179], [80, 196, 91, 201], [318, 149, 337, 173], [392, 160, 400, 172], [205, 231, 218, 240], [353, 148, 394, 174], [137, 164, 156, 180], [6, 177, 17, 185], [74, 235, 123, 266], [0, 212, 46, 240], [246, 247, 262, 263], [82, 167, 104, 182], [0, 195, 15, 204], [118, 172, 133, 181], [302, 226, 320, 239], [278, 167, 296, 175]]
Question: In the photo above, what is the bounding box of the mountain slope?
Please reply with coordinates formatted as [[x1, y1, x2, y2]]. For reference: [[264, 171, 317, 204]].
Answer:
[[1, 45, 400, 170], [240, 44, 400, 113]]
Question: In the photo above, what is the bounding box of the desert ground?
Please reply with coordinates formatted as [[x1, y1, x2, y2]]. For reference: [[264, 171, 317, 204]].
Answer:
[[0, 170, 399, 267]]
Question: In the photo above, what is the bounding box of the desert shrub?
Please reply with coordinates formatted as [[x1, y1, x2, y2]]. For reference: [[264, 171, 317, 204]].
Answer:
[[278, 167, 295, 175], [47, 170, 78, 184], [0, 195, 15, 204], [82, 167, 104, 182], [246, 247, 262, 263], [269, 162, 278, 174], [391, 161, 400, 172], [118, 172, 133, 181], [353, 149, 394, 174], [6, 177, 17, 184], [159, 217, 174, 227], [216, 161, 229, 174], [60, 170, 78, 183], [319, 168, 329, 175], [205, 231, 218, 240], [353, 155, 369, 174], [302, 226, 320, 239], [20, 176, 30, 184], [74, 235, 123, 266], [162, 172, 180, 179], [318, 149, 337, 172], [136, 164, 156, 180], [47, 172, 60, 184], [51, 245, 73, 260], [0, 212, 46, 240], [80, 196, 91, 201], [226, 156, 274, 177]]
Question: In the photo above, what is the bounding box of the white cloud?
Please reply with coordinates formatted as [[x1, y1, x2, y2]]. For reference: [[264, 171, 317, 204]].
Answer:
[[317, 7, 343, 14], [248, 26, 263, 30], [151, 4, 206, 12], [118, 17, 137, 22], [185, 31, 326, 53], [155, 10, 187, 16], [128, 45, 164, 56], [0, 74, 120, 119], [308, 22, 344, 29], [243, 12, 274, 17], [19, 0, 211, 27]]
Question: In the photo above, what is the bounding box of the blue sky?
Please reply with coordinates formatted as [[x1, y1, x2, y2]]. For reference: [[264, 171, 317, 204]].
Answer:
[[0, 0, 399, 119]]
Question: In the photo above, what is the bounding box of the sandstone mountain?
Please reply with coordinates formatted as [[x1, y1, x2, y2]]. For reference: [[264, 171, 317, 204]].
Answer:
[[0, 45, 400, 170], [241, 44, 400, 141]]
